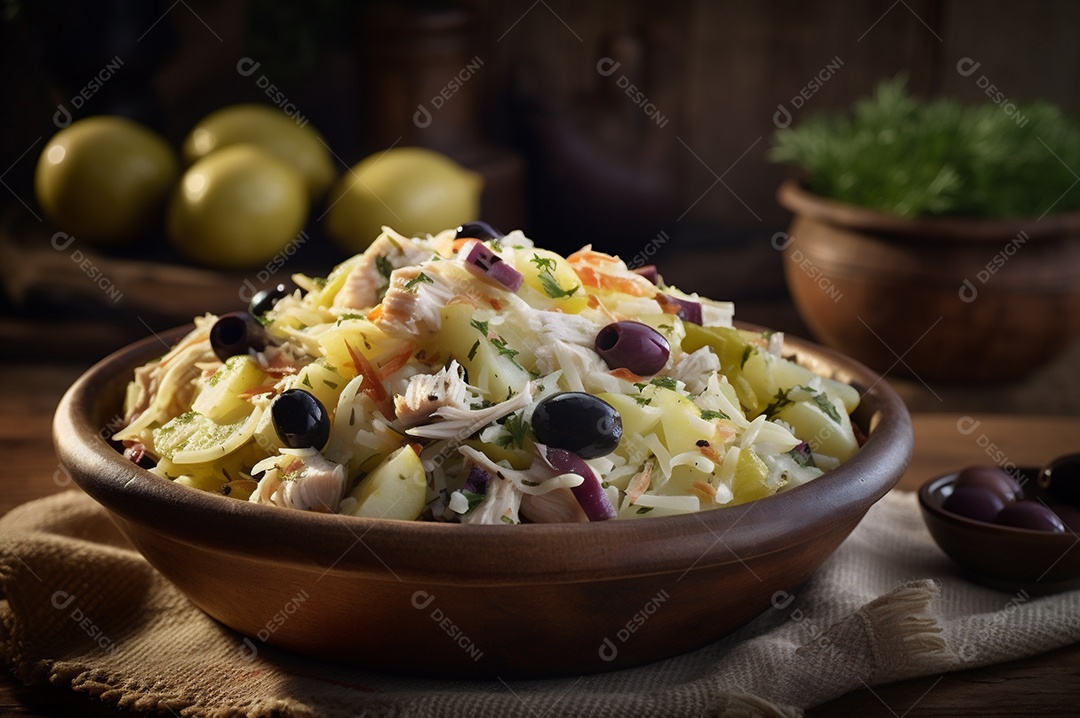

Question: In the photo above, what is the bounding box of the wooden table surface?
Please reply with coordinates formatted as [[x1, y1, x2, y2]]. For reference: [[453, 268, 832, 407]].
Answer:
[[2, 359, 1079, 716]]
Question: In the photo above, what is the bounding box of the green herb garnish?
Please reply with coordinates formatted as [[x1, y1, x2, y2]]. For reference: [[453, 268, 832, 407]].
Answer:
[[530, 254, 579, 299], [403, 272, 434, 291], [496, 412, 532, 450], [375, 255, 394, 280], [649, 376, 678, 391], [701, 409, 730, 421]]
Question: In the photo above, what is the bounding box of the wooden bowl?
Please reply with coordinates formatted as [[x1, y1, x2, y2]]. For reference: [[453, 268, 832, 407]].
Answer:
[[54, 326, 912, 678], [919, 469, 1080, 594], [777, 180, 1080, 381]]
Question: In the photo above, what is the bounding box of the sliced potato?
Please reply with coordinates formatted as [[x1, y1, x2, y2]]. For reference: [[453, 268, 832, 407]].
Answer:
[[347, 445, 427, 520], [152, 407, 263, 464], [192, 355, 268, 423]]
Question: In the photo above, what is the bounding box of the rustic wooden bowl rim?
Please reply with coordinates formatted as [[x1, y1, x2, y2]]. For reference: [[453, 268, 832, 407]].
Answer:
[[55, 325, 913, 586], [777, 179, 1080, 242]]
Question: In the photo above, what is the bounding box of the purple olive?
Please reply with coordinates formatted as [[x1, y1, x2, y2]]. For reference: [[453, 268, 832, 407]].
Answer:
[[532, 392, 622, 459], [942, 485, 1006, 522], [995, 501, 1066, 533], [1050, 503, 1080, 532], [594, 321, 670, 376], [955, 465, 1024, 503], [210, 312, 268, 362], [1039, 453, 1080, 504], [271, 389, 330, 450], [456, 221, 503, 241]]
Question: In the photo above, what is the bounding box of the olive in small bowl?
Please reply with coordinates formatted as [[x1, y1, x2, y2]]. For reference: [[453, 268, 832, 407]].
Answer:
[[919, 467, 1080, 593]]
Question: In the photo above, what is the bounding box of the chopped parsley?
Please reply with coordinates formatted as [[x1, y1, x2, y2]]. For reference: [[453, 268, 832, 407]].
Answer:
[[810, 392, 842, 423], [636, 506, 654, 514], [634, 396, 653, 407], [463, 490, 487, 510], [301, 375, 313, 389], [649, 376, 678, 391], [764, 387, 794, 420], [491, 336, 526, 372], [469, 318, 490, 336], [500, 515, 515, 524], [496, 412, 532, 450], [740, 345, 754, 368], [322, 379, 339, 390], [403, 272, 434, 291], [467, 340, 481, 361], [336, 313, 364, 325], [701, 409, 730, 421], [375, 255, 394, 281], [658, 323, 674, 336], [530, 254, 579, 299]]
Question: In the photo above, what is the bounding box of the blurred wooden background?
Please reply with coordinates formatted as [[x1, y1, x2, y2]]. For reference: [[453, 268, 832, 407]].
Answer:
[[3, 0, 1079, 242], [3, 0, 1080, 412]]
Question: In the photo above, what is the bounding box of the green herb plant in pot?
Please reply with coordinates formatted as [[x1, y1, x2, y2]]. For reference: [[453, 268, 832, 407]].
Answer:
[[770, 78, 1080, 382]]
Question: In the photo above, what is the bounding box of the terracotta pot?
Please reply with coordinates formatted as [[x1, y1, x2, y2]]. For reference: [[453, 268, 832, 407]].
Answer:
[[777, 180, 1080, 382]]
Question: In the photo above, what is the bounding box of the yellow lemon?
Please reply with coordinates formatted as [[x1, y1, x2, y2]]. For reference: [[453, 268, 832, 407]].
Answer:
[[35, 116, 178, 246], [182, 103, 335, 199], [167, 144, 309, 269], [324, 147, 481, 253]]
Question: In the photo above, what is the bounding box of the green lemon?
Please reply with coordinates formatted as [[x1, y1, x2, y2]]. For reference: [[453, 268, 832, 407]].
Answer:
[[182, 103, 335, 199], [324, 147, 482, 253], [35, 116, 178, 246], [167, 144, 309, 269]]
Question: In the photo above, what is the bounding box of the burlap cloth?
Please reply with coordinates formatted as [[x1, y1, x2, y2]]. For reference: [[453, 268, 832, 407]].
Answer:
[[2, 490, 1078, 717]]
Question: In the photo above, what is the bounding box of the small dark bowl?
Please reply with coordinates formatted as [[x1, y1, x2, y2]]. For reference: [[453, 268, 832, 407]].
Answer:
[[55, 325, 912, 678], [919, 469, 1080, 594]]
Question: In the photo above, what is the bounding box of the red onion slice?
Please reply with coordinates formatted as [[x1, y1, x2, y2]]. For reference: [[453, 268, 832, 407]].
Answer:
[[663, 294, 703, 325], [462, 242, 524, 292], [633, 265, 660, 285], [542, 446, 618, 521]]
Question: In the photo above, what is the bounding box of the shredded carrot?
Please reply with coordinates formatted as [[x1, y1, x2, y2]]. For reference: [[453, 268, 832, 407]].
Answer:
[[345, 341, 396, 418], [574, 266, 653, 297], [238, 384, 278, 400], [654, 293, 684, 315], [377, 345, 415, 380], [609, 367, 644, 383], [450, 237, 473, 253], [626, 459, 655, 504], [691, 481, 718, 502], [367, 305, 384, 322], [697, 442, 723, 464], [566, 247, 620, 265]]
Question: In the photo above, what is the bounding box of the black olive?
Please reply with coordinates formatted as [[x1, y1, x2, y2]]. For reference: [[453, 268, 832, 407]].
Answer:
[[456, 221, 504, 241], [249, 283, 290, 317], [271, 389, 331, 450], [1039, 453, 1080, 504], [531, 392, 622, 459], [209, 312, 269, 362]]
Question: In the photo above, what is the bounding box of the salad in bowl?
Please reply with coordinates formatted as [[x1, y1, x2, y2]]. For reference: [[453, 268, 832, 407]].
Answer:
[[114, 223, 862, 524]]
